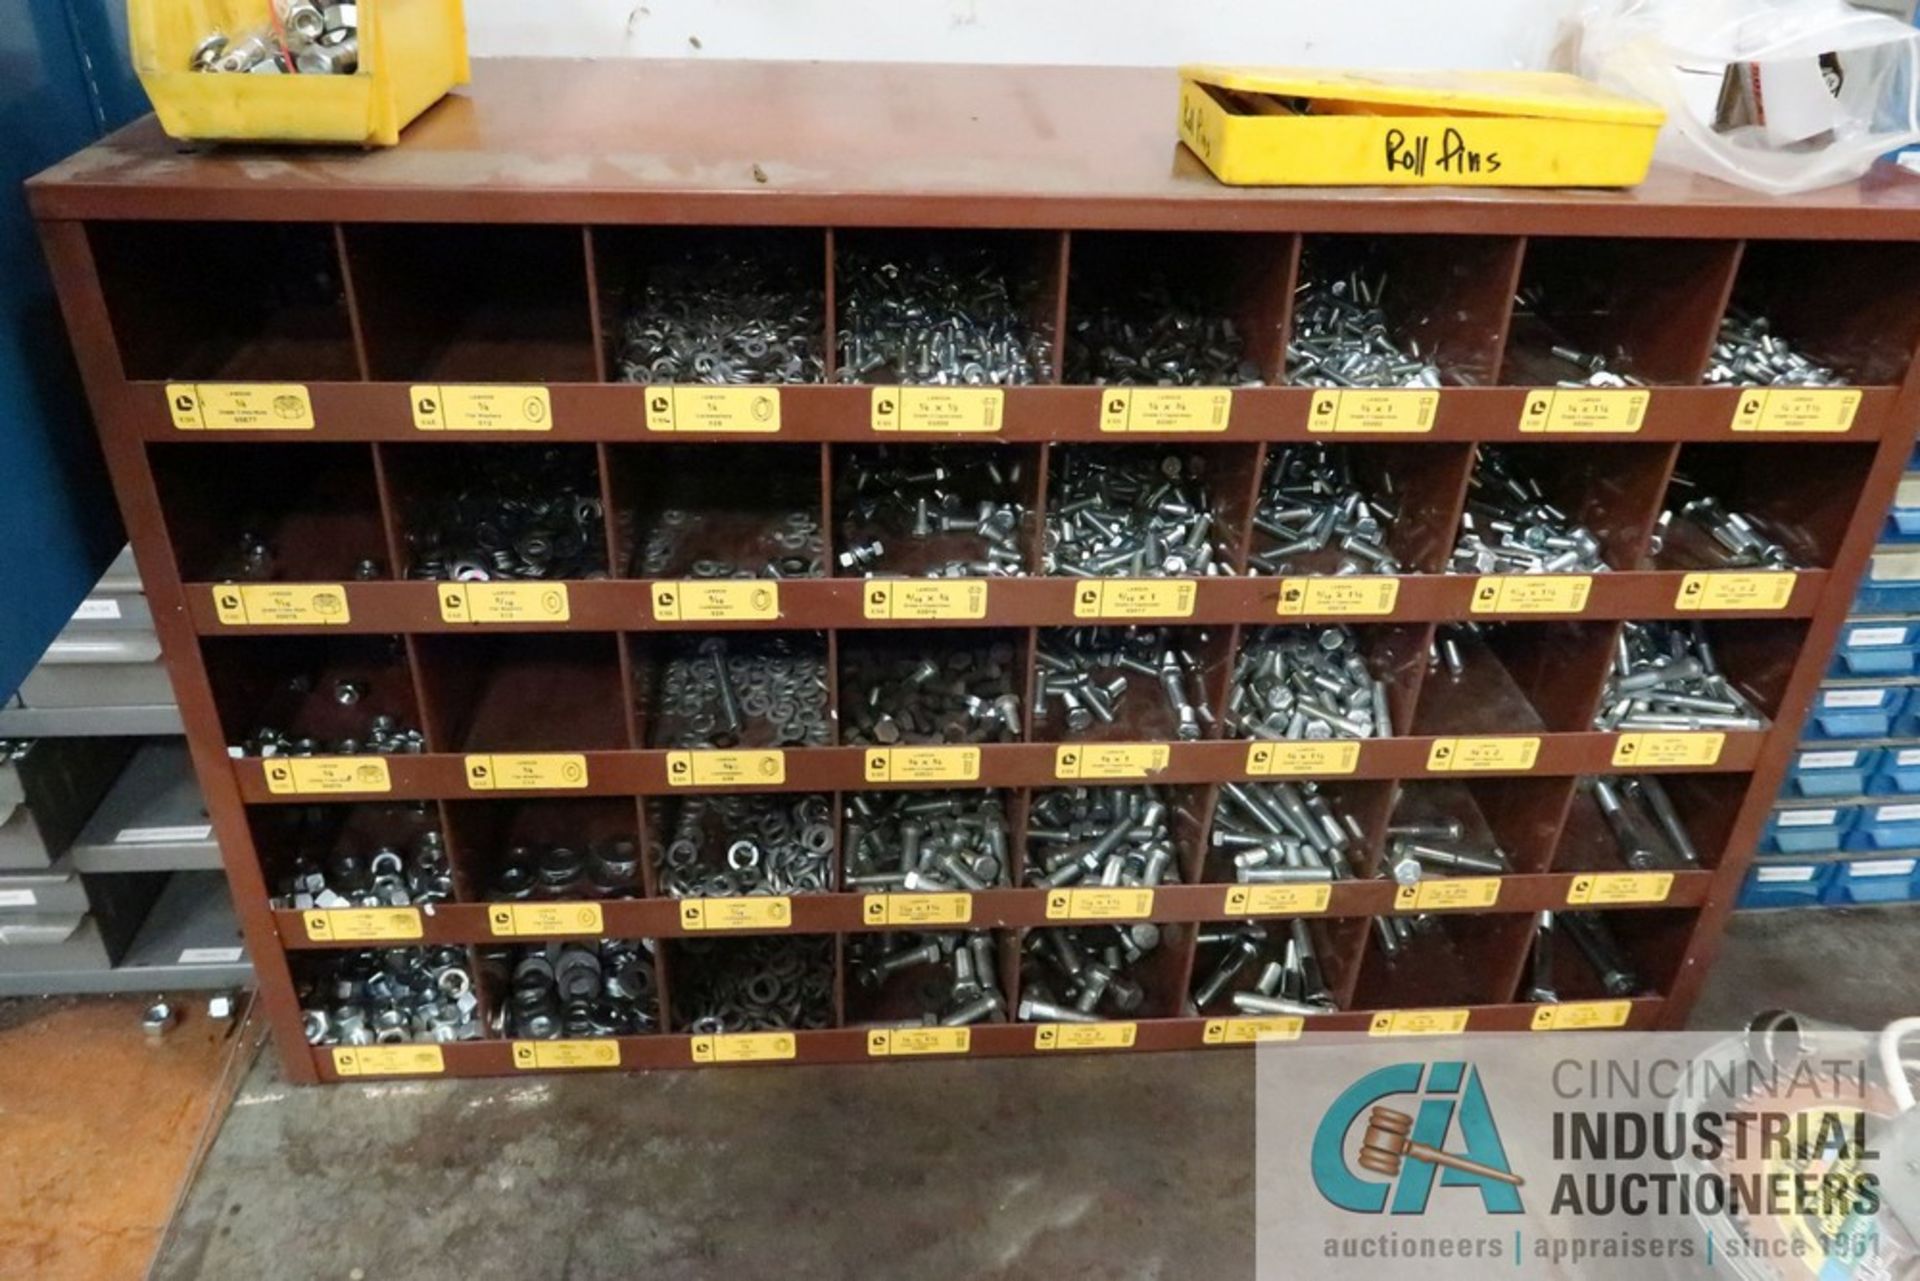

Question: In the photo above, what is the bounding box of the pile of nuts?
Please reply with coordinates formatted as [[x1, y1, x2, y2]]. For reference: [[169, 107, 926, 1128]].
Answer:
[[1036, 627, 1214, 741], [1654, 475, 1799, 571], [269, 810, 452, 910], [1019, 925, 1160, 1023], [1065, 270, 1262, 386], [850, 931, 1007, 1027], [190, 3, 358, 75], [1249, 444, 1403, 575], [485, 941, 658, 1039], [405, 447, 606, 582], [652, 793, 835, 897], [1212, 780, 1359, 883], [1526, 910, 1643, 1001], [645, 635, 830, 749], [841, 636, 1023, 746], [1287, 269, 1443, 388], [672, 935, 835, 1033], [231, 670, 425, 758], [634, 506, 824, 580], [1025, 786, 1184, 890], [842, 791, 1011, 892], [1587, 776, 1701, 871], [1704, 311, 1841, 387], [1596, 621, 1763, 731], [298, 947, 482, 1045], [1043, 448, 1228, 577], [1450, 447, 1608, 575], [483, 836, 642, 900], [1381, 812, 1509, 885], [836, 246, 1052, 385], [1190, 921, 1336, 1016], [614, 242, 826, 385], [837, 446, 1029, 578], [1226, 626, 1392, 741]]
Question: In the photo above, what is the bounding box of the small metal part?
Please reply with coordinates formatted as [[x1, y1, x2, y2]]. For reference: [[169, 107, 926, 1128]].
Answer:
[[296, 947, 486, 1045], [1249, 443, 1402, 575], [1037, 627, 1212, 742], [1043, 445, 1228, 578], [841, 635, 1022, 747], [1526, 911, 1559, 1003], [837, 444, 1028, 579], [844, 790, 1010, 890], [1287, 264, 1443, 389], [1025, 786, 1184, 891], [1594, 621, 1763, 732], [1228, 625, 1389, 741], [141, 1001, 177, 1039], [651, 793, 835, 898], [670, 934, 834, 1032], [850, 931, 1006, 1025]]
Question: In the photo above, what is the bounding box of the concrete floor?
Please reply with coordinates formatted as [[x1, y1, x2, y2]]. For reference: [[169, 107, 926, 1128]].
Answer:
[[147, 907, 1920, 1281]]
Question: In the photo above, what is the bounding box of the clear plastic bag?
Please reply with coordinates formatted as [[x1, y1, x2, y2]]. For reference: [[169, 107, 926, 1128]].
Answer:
[[1572, 0, 1920, 193]]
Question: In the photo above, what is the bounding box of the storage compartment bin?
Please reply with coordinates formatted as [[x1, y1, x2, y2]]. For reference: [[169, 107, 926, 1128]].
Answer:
[[1830, 622, 1920, 677], [1857, 550, 1920, 614], [1870, 746, 1920, 795], [1762, 805, 1854, 855], [1737, 862, 1832, 910], [130, 0, 470, 147], [1788, 747, 1877, 799], [1884, 477, 1920, 544], [1844, 800, 1920, 851], [1824, 858, 1919, 905], [1803, 686, 1905, 740]]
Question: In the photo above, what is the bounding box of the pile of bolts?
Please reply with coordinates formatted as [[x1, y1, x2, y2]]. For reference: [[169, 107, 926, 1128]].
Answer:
[[1036, 627, 1213, 741], [843, 791, 1011, 892], [1596, 620, 1764, 732], [1226, 626, 1393, 741], [837, 447, 1029, 578], [1287, 268, 1444, 389], [835, 247, 1052, 385], [1450, 447, 1609, 575], [1044, 448, 1229, 577], [841, 637, 1023, 746], [1019, 924, 1160, 1023], [852, 931, 1006, 1027], [191, 2, 357, 75], [1526, 910, 1645, 1001], [1190, 920, 1338, 1016], [1249, 443, 1403, 575], [1025, 786, 1183, 891]]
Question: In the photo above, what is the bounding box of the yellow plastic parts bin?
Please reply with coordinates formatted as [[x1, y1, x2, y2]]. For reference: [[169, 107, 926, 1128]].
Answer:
[[130, 0, 470, 146], [1178, 66, 1665, 188]]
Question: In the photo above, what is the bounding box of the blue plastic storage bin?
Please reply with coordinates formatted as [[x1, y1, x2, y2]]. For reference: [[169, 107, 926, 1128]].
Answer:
[[1763, 805, 1856, 853], [1804, 686, 1906, 740], [1829, 622, 1920, 676], [1788, 747, 1877, 797], [1845, 800, 1920, 850], [1870, 746, 1920, 794], [1823, 857, 1919, 905], [1855, 550, 1920, 613], [1885, 477, 1920, 543], [1739, 862, 1834, 909]]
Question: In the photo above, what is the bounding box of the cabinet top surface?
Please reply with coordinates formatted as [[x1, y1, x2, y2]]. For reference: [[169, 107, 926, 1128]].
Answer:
[[28, 58, 1920, 233]]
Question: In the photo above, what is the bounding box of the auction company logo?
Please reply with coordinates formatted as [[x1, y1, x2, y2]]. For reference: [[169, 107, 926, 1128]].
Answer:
[[1311, 1062, 1526, 1215]]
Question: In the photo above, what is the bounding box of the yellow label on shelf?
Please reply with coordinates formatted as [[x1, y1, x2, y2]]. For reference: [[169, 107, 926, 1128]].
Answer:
[[1306, 389, 1439, 434], [1203, 1017, 1306, 1044], [864, 746, 981, 784], [437, 583, 570, 624], [871, 387, 1004, 433], [1035, 1022, 1137, 1051], [1071, 579, 1197, 619], [1223, 884, 1333, 915], [211, 584, 350, 627], [1394, 877, 1502, 911], [1275, 577, 1401, 617], [332, 1045, 444, 1077], [1567, 872, 1674, 906], [463, 754, 589, 791], [861, 580, 990, 621], [1611, 732, 1724, 767], [1053, 743, 1171, 780], [167, 382, 314, 430], [1245, 741, 1362, 778], [665, 750, 787, 788], [1368, 1008, 1471, 1037], [1530, 1001, 1632, 1031], [262, 758, 392, 796], [862, 893, 974, 927], [511, 1040, 621, 1070], [302, 907, 423, 942], [486, 902, 606, 937], [1729, 388, 1861, 434], [410, 384, 552, 431], [1098, 387, 1233, 433], [690, 1032, 797, 1063], [1425, 737, 1541, 773], [1517, 388, 1649, 433], [866, 1027, 972, 1057], [644, 386, 782, 434], [1469, 575, 1592, 615], [1674, 572, 1796, 612], [1044, 887, 1155, 920], [650, 580, 780, 622], [679, 896, 793, 931]]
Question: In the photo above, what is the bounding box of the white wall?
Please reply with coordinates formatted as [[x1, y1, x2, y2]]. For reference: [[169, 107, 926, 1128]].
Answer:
[[464, 0, 1583, 68]]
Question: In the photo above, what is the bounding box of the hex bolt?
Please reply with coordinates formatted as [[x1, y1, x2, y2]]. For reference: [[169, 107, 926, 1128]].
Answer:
[[1703, 310, 1840, 387], [1288, 265, 1443, 388], [1558, 911, 1643, 997], [838, 445, 1028, 579], [1188, 922, 1336, 1015], [1214, 780, 1356, 882], [1026, 786, 1184, 891], [1655, 477, 1800, 571], [1595, 621, 1762, 731], [842, 636, 1022, 747], [1021, 922, 1162, 1021], [1228, 625, 1390, 741], [1065, 263, 1262, 386], [1044, 447, 1228, 577], [1038, 627, 1213, 742], [835, 243, 1052, 386], [1250, 443, 1403, 575], [845, 790, 1010, 891], [1449, 446, 1607, 575], [1526, 911, 1559, 1003]]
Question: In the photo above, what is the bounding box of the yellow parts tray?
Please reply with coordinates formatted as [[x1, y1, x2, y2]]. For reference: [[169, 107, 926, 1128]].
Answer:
[[130, 0, 470, 146], [1178, 66, 1663, 188]]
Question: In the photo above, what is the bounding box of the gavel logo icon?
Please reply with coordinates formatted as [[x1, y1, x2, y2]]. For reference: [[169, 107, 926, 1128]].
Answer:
[[1358, 1106, 1524, 1187]]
